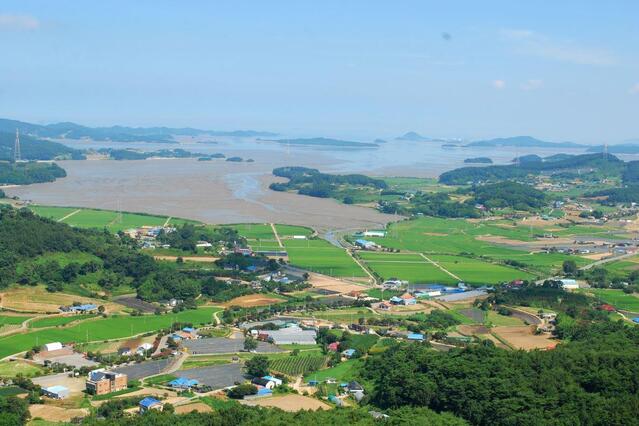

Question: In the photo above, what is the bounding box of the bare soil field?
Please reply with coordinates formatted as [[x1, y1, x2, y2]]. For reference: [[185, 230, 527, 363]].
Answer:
[[241, 394, 330, 412], [174, 402, 213, 414], [222, 294, 285, 308], [0, 287, 123, 314], [458, 325, 491, 335], [30, 404, 89, 422], [492, 326, 556, 350], [308, 273, 368, 295]]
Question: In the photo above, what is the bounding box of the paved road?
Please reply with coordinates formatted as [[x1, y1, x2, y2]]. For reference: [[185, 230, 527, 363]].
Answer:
[[580, 251, 638, 270]]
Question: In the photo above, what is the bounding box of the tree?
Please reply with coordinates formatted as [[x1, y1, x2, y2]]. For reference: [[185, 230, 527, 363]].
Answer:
[[98, 305, 105, 314], [0, 396, 30, 425], [227, 384, 257, 399], [563, 260, 578, 275], [243, 337, 258, 352], [245, 355, 269, 377]]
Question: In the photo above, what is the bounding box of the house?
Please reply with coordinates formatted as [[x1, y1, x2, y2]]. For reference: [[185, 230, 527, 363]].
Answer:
[[118, 347, 132, 356], [252, 378, 276, 389], [256, 388, 273, 397], [407, 333, 424, 341], [292, 235, 307, 240], [86, 370, 128, 395], [136, 343, 153, 355], [196, 241, 213, 248], [43, 342, 63, 352], [354, 239, 378, 250], [168, 377, 199, 389], [262, 325, 317, 345], [139, 397, 163, 414], [347, 381, 364, 392], [342, 349, 357, 358], [560, 279, 579, 290], [234, 247, 253, 256], [632, 317, 639, 324], [327, 342, 340, 352], [382, 279, 403, 289], [363, 231, 386, 238], [262, 376, 282, 386], [42, 385, 70, 399], [60, 304, 98, 314], [390, 293, 416, 305], [598, 304, 615, 312], [378, 302, 391, 311]]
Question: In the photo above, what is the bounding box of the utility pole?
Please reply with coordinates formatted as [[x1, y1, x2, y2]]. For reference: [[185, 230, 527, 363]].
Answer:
[[14, 128, 21, 162]]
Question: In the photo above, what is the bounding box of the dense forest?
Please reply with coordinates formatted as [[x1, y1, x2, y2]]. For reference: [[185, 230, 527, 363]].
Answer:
[[439, 153, 624, 184], [0, 161, 67, 185], [98, 148, 210, 161], [0, 131, 84, 161], [270, 166, 387, 198], [468, 181, 546, 210]]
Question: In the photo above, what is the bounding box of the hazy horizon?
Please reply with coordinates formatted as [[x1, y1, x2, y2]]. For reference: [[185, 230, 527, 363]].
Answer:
[[1, 1, 638, 143]]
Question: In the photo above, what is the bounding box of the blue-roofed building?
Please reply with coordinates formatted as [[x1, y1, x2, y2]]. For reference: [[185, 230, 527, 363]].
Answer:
[[139, 397, 163, 413], [355, 239, 377, 250], [632, 317, 639, 324], [407, 333, 425, 341], [256, 388, 273, 397], [42, 385, 70, 399], [342, 348, 357, 358], [389, 296, 403, 304], [63, 304, 98, 313], [168, 377, 199, 389], [182, 327, 195, 333]]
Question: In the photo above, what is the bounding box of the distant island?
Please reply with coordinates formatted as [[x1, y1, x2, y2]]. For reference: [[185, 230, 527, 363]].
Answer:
[[464, 157, 493, 164], [0, 117, 277, 144], [262, 137, 378, 148], [587, 144, 639, 154], [97, 148, 216, 161], [0, 131, 84, 161], [466, 135, 584, 149], [396, 131, 432, 142]]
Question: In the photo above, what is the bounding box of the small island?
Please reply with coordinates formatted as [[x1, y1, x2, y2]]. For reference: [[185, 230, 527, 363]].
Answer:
[[464, 157, 493, 164]]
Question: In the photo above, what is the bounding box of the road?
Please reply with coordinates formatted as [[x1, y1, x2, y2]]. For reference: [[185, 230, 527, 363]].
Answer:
[[580, 251, 637, 270]]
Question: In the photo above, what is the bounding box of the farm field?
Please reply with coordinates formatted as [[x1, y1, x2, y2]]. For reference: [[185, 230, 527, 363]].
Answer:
[[0, 285, 124, 314], [429, 255, 535, 284], [0, 360, 44, 378], [228, 223, 275, 240], [303, 359, 362, 383], [485, 311, 526, 326], [365, 217, 599, 275], [270, 355, 328, 376], [358, 252, 455, 284], [28, 205, 196, 232], [221, 294, 287, 308], [0, 307, 220, 359], [28, 314, 96, 329], [274, 224, 314, 237], [284, 239, 366, 277], [0, 314, 32, 326], [579, 288, 639, 312]]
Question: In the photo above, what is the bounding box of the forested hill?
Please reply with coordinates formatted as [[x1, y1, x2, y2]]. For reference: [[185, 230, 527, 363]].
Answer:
[[270, 166, 387, 198], [0, 162, 67, 185], [0, 131, 84, 161], [466, 135, 584, 148], [0, 118, 276, 143], [439, 153, 623, 184]]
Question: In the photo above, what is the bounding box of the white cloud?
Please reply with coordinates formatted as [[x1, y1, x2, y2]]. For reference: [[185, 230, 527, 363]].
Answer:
[[0, 14, 40, 31], [500, 28, 615, 66], [630, 83, 639, 95], [492, 79, 506, 89], [521, 79, 543, 91]]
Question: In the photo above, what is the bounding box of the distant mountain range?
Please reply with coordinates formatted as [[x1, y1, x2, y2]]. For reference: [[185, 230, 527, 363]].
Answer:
[[466, 136, 584, 149], [0, 118, 277, 144]]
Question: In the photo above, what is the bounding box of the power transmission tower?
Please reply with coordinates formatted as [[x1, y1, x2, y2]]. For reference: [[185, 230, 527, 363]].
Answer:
[[603, 143, 608, 160], [14, 128, 21, 162]]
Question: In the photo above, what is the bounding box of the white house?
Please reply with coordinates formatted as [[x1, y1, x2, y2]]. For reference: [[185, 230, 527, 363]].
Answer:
[[363, 231, 386, 238], [560, 279, 579, 290]]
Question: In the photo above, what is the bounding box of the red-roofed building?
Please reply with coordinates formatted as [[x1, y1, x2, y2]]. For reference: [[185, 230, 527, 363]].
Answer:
[[327, 342, 340, 352], [598, 304, 615, 312]]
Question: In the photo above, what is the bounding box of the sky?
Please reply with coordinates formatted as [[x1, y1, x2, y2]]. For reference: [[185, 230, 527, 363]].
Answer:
[[0, 1, 637, 143]]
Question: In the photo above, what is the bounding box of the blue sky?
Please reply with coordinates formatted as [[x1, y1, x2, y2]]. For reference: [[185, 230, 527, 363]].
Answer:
[[0, 1, 637, 142]]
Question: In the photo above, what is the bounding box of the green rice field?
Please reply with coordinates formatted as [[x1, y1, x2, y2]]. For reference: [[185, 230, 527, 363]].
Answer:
[[0, 315, 32, 326], [29, 205, 196, 232], [284, 239, 366, 277], [0, 307, 220, 359], [578, 288, 639, 312], [28, 314, 96, 329], [429, 255, 535, 284], [228, 223, 276, 240], [274, 224, 314, 237]]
